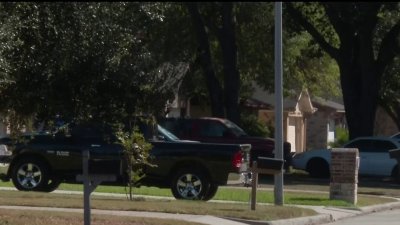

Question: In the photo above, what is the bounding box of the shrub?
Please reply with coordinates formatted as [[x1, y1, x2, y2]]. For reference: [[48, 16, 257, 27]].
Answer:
[[240, 113, 271, 137], [329, 127, 349, 147], [115, 123, 153, 200]]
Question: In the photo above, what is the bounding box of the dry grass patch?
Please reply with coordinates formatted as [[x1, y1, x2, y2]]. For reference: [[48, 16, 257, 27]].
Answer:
[[0, 209, 201, 225], [0, 190, 317, 221]]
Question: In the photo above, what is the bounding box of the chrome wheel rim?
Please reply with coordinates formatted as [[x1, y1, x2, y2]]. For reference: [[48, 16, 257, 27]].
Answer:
[[176, 173, 202, 199], [17, 163, 42, 189]]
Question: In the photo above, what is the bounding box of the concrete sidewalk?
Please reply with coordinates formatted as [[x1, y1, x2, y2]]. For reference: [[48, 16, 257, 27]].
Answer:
[[1, 187, 400, 225], [1, 201, 400, 225]]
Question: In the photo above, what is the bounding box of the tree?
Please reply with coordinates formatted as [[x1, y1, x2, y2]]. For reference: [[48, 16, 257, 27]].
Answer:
[[379, 57, 400, 130], [287, 2, 400, 139], [0, 2, 345, 134], [185, 3, 224, 118], [0, 2, 178, 130], [185, 2, 343, 125], [378, 7, 400, 131], [0, 2, 179, 199]]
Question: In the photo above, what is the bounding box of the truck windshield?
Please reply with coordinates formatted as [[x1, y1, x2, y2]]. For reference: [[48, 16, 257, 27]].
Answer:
[[157, 125, 180, 141], [223, 120, 248, 137]]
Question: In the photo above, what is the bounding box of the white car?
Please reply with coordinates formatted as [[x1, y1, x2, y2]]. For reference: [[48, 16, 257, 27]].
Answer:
[[292, 136, 400, 178]]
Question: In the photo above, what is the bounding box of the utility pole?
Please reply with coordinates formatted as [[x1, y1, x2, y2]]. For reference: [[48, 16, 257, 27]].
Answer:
[[274, 1, 284, 206]]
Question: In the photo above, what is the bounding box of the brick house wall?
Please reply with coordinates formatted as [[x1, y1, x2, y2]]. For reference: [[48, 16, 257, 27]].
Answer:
[[306, 111, 329, 150], [374, 106, 399, 136]]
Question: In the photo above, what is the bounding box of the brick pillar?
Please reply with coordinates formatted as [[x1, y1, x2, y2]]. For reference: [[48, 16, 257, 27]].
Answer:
[[330, 148, 359, 204]]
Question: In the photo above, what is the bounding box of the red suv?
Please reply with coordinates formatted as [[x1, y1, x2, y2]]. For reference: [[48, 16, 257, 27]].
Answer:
[[158, 117, 292, 169]]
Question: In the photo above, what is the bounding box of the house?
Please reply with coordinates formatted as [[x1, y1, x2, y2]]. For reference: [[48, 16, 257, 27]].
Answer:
[[374, 106, 399, 136], [306, 97, 346, 150], [251, 87, 317, 153], [251, 82, 347, 152]]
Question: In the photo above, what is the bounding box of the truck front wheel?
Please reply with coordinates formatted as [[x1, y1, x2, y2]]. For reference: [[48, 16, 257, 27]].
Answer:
[[202, 184, 218, 201], [171, 168, 210, 200], [11, 158, 50, 191], [36, 177, 62, 192]]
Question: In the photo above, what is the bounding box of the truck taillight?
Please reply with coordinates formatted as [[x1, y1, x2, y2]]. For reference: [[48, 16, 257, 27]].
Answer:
[[232, 151, 243, 169]]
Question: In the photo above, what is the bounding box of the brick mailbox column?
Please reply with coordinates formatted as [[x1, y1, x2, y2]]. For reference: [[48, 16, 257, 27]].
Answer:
[[330, 148, 359, 205]]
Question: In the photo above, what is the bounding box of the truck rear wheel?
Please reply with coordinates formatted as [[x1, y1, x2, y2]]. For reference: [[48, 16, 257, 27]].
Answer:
[[11, 158, 50, 191], [171, 168, 209, 200]]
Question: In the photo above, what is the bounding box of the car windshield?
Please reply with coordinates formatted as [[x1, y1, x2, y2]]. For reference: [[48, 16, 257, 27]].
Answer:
[[223, 119, 248, 137], [157, 124, 179, 141]]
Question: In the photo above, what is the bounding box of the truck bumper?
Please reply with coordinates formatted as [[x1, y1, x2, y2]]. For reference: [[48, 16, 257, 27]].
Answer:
[[0, 155, 11, 164], [0, 147, 12, 181], [0, 161, 10, 182]]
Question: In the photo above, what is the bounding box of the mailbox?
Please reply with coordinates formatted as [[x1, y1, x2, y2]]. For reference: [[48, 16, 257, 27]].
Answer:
[[252, 157, 283, 175], [88, 158, 122, 175], [250, 156, 284, 210], [76, 151, 121, 183]]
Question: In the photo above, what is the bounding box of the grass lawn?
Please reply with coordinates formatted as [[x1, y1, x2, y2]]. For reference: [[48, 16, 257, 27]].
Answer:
[[0, 190, 317, 222], [0, 166, 398, 223], [0, 178, 395, 208], [54, 182, 394, 207]]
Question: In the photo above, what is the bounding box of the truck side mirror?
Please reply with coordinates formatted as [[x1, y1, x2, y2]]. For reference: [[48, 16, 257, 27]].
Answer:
[[158, 135, 166, 141]]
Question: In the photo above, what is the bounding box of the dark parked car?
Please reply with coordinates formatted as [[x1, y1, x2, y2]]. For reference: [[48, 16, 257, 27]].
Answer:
[[158, 117, 292, 169]]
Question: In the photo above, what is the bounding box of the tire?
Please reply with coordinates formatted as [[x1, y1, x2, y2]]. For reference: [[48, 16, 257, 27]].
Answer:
[[391, 165, 399, 182], [36, 177, 62, 192], [202, 184, 219, 201], [11, 158, 50, 191], [306, 158, 330, 178], [170, 168, 210, 200]]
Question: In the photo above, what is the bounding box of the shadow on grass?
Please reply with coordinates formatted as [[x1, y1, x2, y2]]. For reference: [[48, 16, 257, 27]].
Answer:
[[290, 197, 326, 203], [288, 197, 354, 207]]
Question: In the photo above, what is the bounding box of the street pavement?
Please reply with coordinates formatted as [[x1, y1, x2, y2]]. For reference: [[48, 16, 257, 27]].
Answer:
[[324, 208, 400, 225], [1, 187, 400, 225]]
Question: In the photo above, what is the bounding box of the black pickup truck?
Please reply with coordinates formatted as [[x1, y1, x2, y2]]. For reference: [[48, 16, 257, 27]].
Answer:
[[0, 124, 250, 201]]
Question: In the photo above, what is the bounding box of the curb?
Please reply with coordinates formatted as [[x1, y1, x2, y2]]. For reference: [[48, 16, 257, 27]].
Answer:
[[266, 200, 400, 225], [267, 214, 333, 225], [231, 200, 400, 225], [226, 214, 333, 225], [360, 201, 400, 214]]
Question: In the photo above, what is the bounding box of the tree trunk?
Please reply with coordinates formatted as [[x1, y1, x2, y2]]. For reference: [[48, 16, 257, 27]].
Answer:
[[339, 64, 379, 139], [338, 29, 380, 139], [186, 3, 224, 117], [218, 3, 241, 125]]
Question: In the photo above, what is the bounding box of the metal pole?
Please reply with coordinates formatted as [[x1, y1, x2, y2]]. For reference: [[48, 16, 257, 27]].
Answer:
[[250, 161, 258, 210], [274, 1, 284, 206], [83, 150, 91, 225]]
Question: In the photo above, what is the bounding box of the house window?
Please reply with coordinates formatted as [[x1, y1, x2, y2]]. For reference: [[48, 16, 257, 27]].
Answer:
[[327, 120, 335, 143]]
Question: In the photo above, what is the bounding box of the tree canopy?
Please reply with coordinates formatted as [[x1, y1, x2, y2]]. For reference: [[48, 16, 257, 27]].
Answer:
[[287, 2, 400, 139], [0, 2, 181, 131]]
